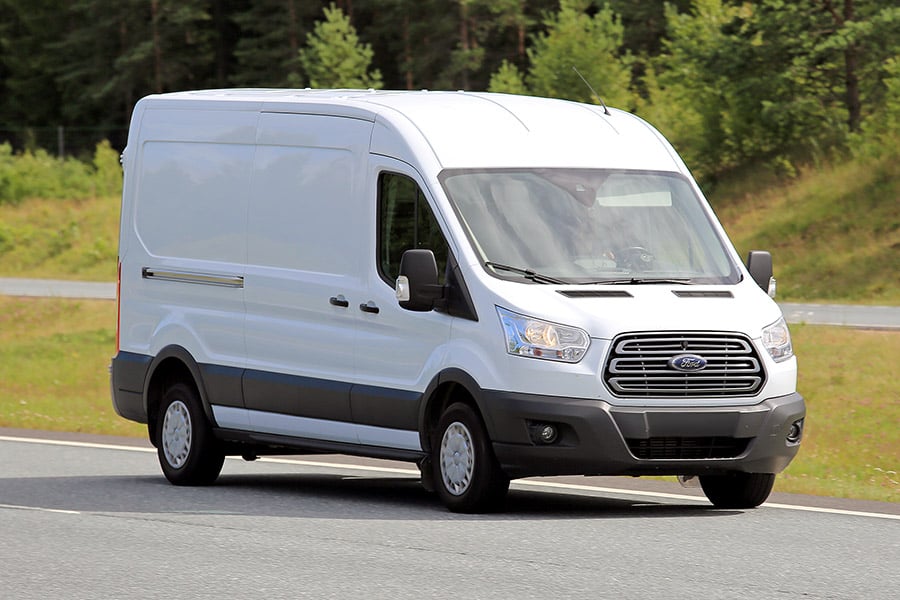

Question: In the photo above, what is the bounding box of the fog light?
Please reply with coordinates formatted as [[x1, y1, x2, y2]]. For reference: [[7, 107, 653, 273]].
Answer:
[[538, 424, 558, 444], [786, 419, 804, 444]]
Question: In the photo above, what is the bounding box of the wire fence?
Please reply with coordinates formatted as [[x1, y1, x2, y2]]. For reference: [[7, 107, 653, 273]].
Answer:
[[0, 126, 129, 159]]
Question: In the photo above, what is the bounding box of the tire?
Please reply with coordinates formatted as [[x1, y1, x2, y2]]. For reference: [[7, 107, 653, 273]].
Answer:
[[156, 382, 225, 486], [700, 472, 776, 509], [433, 402, 509, 513]]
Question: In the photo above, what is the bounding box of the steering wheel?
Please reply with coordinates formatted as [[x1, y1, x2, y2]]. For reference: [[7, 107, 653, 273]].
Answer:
[[613, 246, 655, 271]]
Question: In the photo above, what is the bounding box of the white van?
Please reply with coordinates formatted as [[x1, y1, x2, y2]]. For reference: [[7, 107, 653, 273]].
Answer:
[[111, 89, 804, 512]]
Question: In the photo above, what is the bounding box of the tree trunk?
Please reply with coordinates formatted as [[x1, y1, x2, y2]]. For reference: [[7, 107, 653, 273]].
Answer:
[[821, 0, 862, 132], [337, 1, 353, 20], [517, 23, 525, 63], [213, 0, 226, 86], [843, 0, 861, 132], [459, 0, 470, 89], [151, 0, 163, 93], [288, 0, 298, 56], [119, 13, 133, 134], [404, 13, 413, 90]]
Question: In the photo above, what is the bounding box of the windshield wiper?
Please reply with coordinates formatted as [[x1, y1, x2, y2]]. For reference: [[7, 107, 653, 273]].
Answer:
[[484, 262, 568, 285], [585, 277, 693, 285]]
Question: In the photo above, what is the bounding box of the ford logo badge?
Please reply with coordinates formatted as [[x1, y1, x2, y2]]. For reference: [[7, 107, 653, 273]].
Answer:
[[669, 354, 708, 372]]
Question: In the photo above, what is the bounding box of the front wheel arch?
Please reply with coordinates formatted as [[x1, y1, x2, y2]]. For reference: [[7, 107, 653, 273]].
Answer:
[[418, 368, 492, 453]]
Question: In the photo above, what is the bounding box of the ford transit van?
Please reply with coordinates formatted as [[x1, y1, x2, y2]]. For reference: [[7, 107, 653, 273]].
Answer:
[[111, 89, 804, 512]]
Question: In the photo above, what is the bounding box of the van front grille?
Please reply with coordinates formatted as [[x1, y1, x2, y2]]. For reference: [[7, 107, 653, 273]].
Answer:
[[604, 332, 765, 398], [627, 437, 749, 460]]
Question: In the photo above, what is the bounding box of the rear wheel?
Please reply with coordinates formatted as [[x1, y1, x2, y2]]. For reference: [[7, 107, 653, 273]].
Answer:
[[700, 472, 775, 509], [433, 402, 509, 513], [156, 382, 225, 485]]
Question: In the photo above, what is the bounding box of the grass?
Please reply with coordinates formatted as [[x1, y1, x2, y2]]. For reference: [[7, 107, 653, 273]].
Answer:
[[0, 297, 142, 437], [711, 150, 900, 305], [777, 324, 899, 502], [0, 194, 119, 281], [0, 296, 896, 503]]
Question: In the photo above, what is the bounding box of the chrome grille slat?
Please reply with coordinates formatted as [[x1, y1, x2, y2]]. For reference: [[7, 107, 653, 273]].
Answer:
[[604, 332, 766, 398], [610, 363, 760, 374]]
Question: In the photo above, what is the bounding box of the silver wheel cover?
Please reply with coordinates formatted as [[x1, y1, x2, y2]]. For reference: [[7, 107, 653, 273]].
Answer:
[[440, 421, 475, 496], [162, 400, 192, 469]]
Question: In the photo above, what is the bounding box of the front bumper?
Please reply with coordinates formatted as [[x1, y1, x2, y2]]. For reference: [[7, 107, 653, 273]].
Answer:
[[483, 391, 805, 478]]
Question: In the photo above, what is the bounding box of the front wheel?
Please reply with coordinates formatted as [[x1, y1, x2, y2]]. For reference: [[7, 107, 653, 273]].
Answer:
[[156, 382, 225, 486], [433, 402, 509, 513], [700, 472, 776, 509]]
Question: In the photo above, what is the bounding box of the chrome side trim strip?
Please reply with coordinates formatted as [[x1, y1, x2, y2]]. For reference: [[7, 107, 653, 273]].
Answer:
[[211, 406, 423, 452], [141, 267, 244, 288]]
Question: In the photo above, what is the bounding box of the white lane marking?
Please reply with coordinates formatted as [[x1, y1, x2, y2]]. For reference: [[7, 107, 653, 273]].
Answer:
[[241, 459, 900, 520], [0, 435, 156, 454], [3, 435, 898, 521], [0, 503, 81, 515], [761, 502, 900, 520]]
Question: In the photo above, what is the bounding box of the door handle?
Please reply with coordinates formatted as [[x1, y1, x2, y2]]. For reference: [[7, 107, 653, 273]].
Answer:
[[359, 301, 380, 314], [329, 295, 349, 308]]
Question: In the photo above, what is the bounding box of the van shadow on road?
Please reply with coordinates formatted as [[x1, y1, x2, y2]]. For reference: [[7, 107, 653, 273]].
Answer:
[[0, 472, 737, 521]]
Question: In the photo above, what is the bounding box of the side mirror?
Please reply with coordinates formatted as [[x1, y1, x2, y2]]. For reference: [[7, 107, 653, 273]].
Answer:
[[746, 250, 776, 298], [396, 249, 444, 311]]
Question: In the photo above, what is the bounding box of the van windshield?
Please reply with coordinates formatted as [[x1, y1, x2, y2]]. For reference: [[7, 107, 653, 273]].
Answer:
[[439, 169, 740, 285]]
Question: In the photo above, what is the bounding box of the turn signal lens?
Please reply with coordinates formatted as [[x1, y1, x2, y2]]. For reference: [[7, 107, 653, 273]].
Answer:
[[762, 316, 793, 362]]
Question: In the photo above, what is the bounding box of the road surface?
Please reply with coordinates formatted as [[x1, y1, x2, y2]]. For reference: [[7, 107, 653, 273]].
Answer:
[[1, 430, 897, 600], [0, 277, 115, 300]]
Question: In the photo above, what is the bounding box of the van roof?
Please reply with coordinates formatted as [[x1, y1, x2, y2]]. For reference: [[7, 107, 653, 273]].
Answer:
[[138, 89, 684, 172]]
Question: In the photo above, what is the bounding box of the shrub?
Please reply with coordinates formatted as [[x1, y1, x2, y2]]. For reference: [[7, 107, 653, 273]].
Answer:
[[0, 141, 122, 205]]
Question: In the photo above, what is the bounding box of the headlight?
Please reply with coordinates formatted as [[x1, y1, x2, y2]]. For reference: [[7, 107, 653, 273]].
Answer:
[[762, 316, 793, 362], [497, 307, 589, 363]]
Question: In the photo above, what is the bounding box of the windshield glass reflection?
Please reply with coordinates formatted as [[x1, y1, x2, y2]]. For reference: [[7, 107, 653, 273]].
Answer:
[[439, 169, 739, 285]]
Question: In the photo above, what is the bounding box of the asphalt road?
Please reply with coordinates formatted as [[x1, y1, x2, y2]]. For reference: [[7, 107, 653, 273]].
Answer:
[[1, 277, 898, 328], [0, 277, 116, 300], [1, 431, 897, 600]]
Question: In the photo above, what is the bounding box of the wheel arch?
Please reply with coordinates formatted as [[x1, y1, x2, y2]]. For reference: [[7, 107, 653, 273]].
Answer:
[[143, 345, 214, 445], [418, 368, 492, 453]]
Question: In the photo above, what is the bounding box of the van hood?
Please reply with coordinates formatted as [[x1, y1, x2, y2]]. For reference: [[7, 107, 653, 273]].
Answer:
[[495, 282, 783, 341]]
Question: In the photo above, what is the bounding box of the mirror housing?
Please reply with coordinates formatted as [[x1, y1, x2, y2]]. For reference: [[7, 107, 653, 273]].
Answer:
[[746, 250, 776, 297], [396, 249, 444, 311]]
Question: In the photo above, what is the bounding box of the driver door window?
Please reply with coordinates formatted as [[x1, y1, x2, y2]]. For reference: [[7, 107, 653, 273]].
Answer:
[[378, 172, 448, 284]]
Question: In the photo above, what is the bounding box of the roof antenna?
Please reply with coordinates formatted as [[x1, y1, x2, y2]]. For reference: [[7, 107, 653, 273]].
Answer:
[[572, 66, 610, 116]]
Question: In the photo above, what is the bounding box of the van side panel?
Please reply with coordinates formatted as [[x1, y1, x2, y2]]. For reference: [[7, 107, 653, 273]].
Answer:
[[136, 142, 248, 263], [121, 107, 255, 372]]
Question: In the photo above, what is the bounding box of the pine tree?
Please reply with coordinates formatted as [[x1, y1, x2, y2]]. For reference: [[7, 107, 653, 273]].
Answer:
[[354, 0, 458, 89], [231, 0, 323, 87], [487, 0, 633, 109], [488, 60, 527, 95], [50, 0, 216, 147], [0, 0, 66, 140], [526, 0, 633, 108], [299, 3, 382, 89]]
